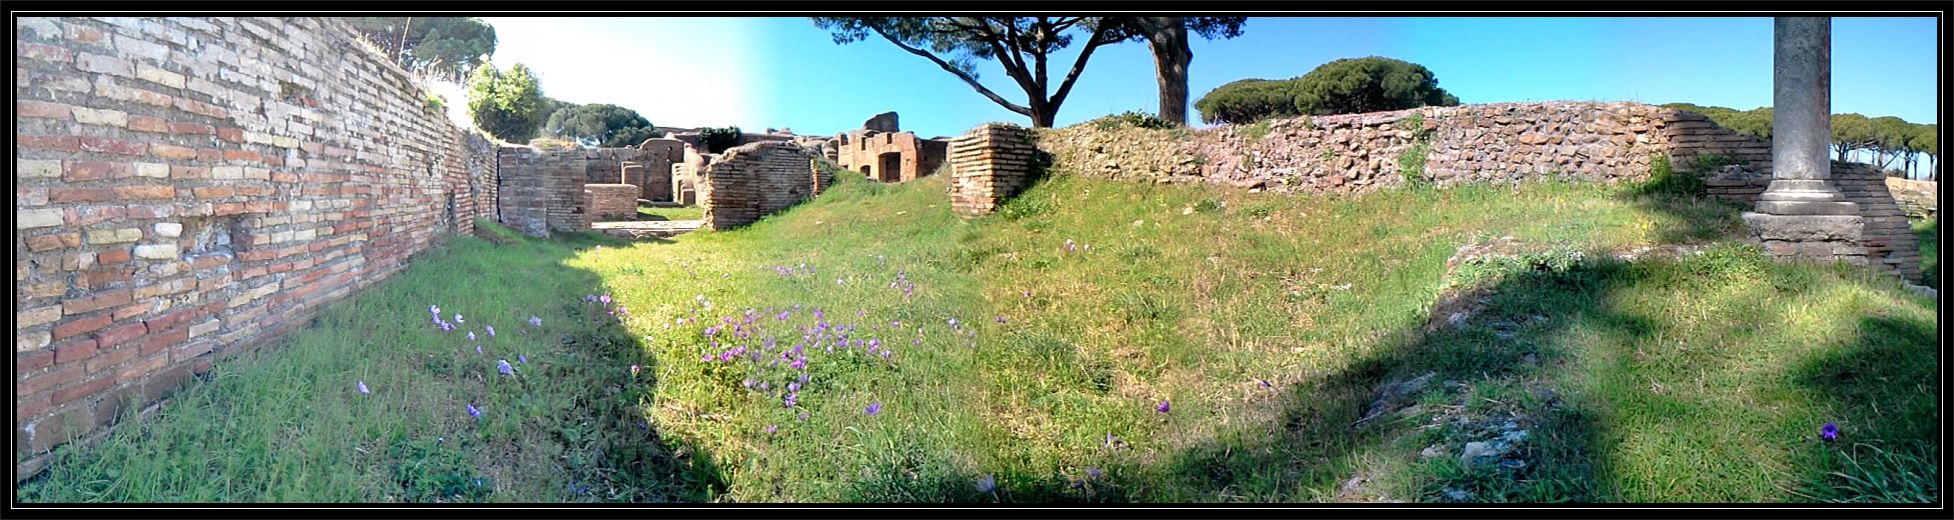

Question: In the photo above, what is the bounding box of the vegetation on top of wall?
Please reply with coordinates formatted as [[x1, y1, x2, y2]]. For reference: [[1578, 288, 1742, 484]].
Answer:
[[1090, 111, 1179, 131]]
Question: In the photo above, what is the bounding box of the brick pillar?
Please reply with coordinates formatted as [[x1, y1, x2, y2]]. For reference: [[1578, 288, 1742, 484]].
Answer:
[[949, 123, 1037, 217]]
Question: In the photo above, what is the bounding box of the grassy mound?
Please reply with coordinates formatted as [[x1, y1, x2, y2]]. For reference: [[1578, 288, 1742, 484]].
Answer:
[[20, 170, 1937, 503]]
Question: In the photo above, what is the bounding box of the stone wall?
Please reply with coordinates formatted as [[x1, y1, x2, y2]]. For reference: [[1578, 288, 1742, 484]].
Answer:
[[495, 146, 590, 237], [1037, 102, 1778, 194], [697, 141, 828, 230], [949, 123, 1038, 217], [1033, 100, 1922, 281], [586, 184, 640, 221], [14, 16, 496, 473], [1884, 177, 1937, 219]]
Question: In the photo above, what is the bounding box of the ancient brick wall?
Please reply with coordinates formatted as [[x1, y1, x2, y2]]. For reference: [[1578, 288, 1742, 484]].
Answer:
[[14, 16, 495, 471], [697, 142, 827, 230], [495, 146, 589, 237], [586, 184, 640, 221], [949, 123, 1038, 217]]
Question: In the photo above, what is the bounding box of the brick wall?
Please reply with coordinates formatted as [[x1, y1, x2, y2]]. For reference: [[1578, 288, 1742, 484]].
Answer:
[[697, 142, 827, 230], [949, 123, 1038, 217], [495, 146, 589, 237], [834, 130, 948, 183], [14, 16, 494, 472], [586, 184, 640, 220]]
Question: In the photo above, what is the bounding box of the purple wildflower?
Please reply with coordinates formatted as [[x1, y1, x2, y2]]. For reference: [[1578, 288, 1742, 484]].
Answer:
[[630, 364, 641, 376], [995, 316, 1007, 324], [798, 411, 809, 421], [865, 401, 882, 416], [759, 381, 769, 391], [1156, 400, 1171, 414], [429, 305, 440, 315], [600, 294, 612, 305], [976, 474, 997, 494], [1821, 422, 1839, 442], [467, 403, 481, 417], [357, 380, 370, 394], [497, 359, 514, 376], [485, 325, 495, 338], [1258, 378, 1272, 389], [743, 378, 756, 388], [528, 316, 542, 327], [467, 331, 477, 341], [783, 393, 797, 408], [796, 372, 809, 384], [787, 382, 800, 393], [764, 424, 778, 434], [947, 318, 960, 328], [518, 354, 527, 364], [454, 313, 464, 324], [475, 344, 482, 355]]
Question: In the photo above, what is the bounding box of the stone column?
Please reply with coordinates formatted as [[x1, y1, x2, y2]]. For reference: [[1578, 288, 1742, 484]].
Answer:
[[1743, 17, 1865, 264]]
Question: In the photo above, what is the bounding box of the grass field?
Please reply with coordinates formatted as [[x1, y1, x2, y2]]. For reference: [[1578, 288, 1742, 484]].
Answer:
[[636, 206, 705, 222], [19, 168, 1938, 503]]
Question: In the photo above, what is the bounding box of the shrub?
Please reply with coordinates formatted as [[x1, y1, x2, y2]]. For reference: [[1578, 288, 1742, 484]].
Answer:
[[1396, 112, 1436, 188], [1634, 154, 1706, 197], [1242, 120, 1273, 141]]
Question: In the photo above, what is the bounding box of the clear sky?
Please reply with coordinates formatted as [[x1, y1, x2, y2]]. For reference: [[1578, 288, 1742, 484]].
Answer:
[[471, 16, 1938, 169]]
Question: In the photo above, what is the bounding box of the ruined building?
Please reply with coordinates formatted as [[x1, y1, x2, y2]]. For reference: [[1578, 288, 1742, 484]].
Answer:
[[832, 112, 949, 183]]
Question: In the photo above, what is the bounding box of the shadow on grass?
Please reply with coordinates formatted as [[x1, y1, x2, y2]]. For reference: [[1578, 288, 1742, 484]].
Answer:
[[1144, 246, 1935, 503]]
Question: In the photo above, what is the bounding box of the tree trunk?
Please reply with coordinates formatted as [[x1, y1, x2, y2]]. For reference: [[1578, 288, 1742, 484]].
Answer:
[[1143, 17, 1192, 126]]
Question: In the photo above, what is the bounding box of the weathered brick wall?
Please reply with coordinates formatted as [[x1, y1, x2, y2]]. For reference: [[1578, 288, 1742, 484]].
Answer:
[[495, 146, 589, 237], [949, 123, 1037, 217], [586, 184, 640, 220], [1038, 101, 1778, 193], [15, 16, 493, 472], [698, 142, 827, 230]]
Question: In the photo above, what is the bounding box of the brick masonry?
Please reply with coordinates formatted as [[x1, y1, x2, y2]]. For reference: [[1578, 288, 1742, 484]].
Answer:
[[697, 141, 829, 230], [495, 146, 589, 237], [633, 138, 683, 202], [586, 184, 640, 221], [949, 123, 1038, 217], [14, 16, 501, 472], [1708, 162, 1923, 281]]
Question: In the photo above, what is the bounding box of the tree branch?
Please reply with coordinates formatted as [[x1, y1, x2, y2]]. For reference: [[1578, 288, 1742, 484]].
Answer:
[[867, 25, 1031, 116], [1047, 23, 1116, 110]]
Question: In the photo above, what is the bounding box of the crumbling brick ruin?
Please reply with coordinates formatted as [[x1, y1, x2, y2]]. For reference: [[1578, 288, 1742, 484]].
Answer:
[[832, 112, 949, 183], [949, 123, 1038, 217], [697, 141, 832, 230]]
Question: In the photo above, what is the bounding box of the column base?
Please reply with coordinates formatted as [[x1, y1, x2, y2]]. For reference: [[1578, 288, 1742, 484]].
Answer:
[[1752, 200, 1859, 215], [1742, 212, 1868, 264]]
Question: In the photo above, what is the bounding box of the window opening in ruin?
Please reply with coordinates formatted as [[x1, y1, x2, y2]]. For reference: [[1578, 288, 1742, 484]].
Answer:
[[878, 152, 901, 182], [861, 165, 873, 177]]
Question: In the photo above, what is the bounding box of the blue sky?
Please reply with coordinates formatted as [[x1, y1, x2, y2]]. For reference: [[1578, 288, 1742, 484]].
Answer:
[[476, 16, 1938, 169]]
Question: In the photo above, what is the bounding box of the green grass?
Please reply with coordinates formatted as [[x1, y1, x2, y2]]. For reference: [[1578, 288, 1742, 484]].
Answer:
[[637, 205, 705, 222], [19, 168, 1937, 503]]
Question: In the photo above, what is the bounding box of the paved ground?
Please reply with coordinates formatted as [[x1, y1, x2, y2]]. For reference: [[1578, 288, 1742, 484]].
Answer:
[[591, 220, 704, 239]]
